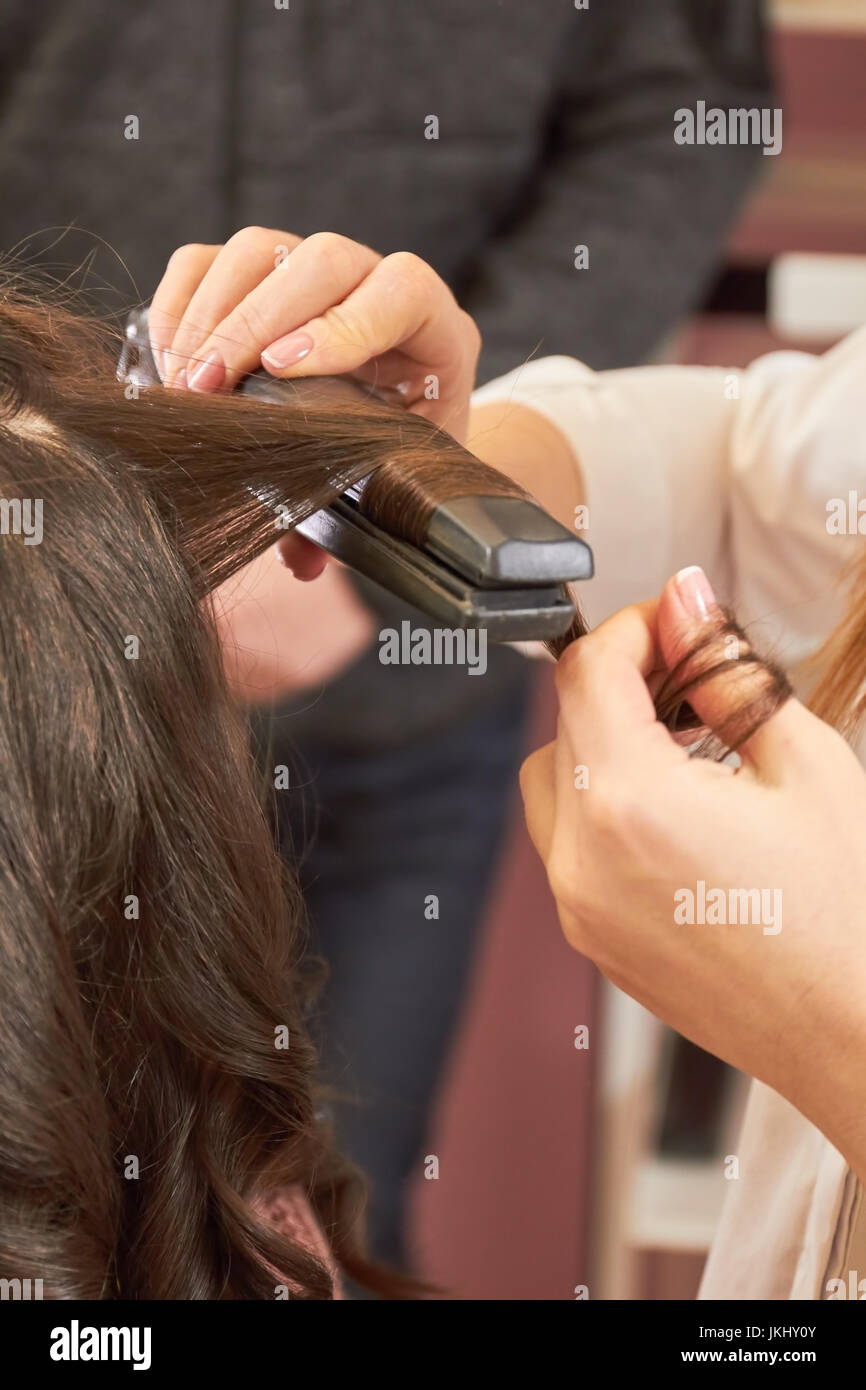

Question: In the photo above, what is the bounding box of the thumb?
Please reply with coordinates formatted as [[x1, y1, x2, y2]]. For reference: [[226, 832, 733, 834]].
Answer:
[[656, 566, 801, 778]]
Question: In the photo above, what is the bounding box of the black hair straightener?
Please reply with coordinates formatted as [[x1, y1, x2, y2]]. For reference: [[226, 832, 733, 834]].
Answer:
[[118, 308, 593, 642]]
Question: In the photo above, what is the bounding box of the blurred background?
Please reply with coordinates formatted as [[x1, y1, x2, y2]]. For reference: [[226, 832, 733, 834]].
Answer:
[[411, 0, 866, 1299]]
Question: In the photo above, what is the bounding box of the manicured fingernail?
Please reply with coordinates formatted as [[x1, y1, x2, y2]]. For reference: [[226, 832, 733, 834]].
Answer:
[[675, 565, 717, 621], [169, 367, 188, 390], [262, 331, 314, 369], [187, 350, 225, 392]]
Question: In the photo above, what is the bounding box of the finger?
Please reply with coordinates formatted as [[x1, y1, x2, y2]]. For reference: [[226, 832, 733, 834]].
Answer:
[[656, 568, 809, 780], [646, 667, 708, 744], [184, 231, 379, 392], [165, 228, 304, 387], [274, 534, 329, 581], [149, 242, 221, 381], [553, 601, 684, 771], [519, 742, 557, 866], [260, 250, 477, 429]]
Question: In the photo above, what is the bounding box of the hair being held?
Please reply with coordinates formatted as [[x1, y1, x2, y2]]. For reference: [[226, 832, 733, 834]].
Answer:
[[548, 556, 866, 758]]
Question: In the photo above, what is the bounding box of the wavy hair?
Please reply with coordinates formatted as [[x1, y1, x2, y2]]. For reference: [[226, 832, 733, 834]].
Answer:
[[0, 281, 492, 1299]]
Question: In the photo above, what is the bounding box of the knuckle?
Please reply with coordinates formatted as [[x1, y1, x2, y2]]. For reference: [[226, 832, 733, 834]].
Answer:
[[165, 242, 210, 272], [303, 230, 347, 253], [586, 781, 630, 838], [518, 751, 536, 796], [320, 303, 369, 353], [589, 779, 657, 852], [554, 634, 591, 692], [302, 231, 359, 279], [225, 224, 271, 249], [460, 309, 482, 359], [383, 250, 433, 289], [546, 853, 582, 918], [229, 297, 273, 348]]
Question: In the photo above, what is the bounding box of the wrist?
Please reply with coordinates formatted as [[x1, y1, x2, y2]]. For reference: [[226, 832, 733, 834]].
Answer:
[[785, 965, 866, 1186], [467, 400, 584, 531]]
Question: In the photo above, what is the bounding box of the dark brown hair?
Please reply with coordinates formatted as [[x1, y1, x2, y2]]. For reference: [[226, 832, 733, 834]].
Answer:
[[0, 282, 528, 1299]]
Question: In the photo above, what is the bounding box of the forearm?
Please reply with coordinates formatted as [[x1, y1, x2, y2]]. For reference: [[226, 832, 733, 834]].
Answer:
[[467, 400, 584, 532], [792, 969, 866, 1191], [467, 358, 732, 628]]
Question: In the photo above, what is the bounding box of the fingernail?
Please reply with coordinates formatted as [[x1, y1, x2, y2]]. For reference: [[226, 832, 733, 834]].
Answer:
[[169, 367, 188, 390], [262, 331, 314, 370], [675, 566, 717, 621], [187, 350, 225, 392]]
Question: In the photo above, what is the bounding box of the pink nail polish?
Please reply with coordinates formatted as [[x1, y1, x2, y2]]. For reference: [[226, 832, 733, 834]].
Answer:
[[675, 566, 717, 621], [187, 350, 225, 392], [170, 368, 188, 390], [261, 331, 314, 370]]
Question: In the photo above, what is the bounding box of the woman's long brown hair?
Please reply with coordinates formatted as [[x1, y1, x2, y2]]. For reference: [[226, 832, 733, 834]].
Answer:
[[0, 283, 514, 1300]]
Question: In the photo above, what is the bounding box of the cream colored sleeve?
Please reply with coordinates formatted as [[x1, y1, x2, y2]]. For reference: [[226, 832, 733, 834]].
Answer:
[[472, 330, 866, 668]]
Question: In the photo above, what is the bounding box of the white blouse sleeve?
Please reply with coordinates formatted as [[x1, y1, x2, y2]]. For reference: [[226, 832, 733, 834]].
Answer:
[[471, 330, 866, 671]]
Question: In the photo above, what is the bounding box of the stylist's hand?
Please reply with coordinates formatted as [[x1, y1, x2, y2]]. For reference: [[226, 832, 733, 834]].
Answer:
[[150, 226, 479, 431], [521, 566, 866, 1167], [151, 227, 479, 579]]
